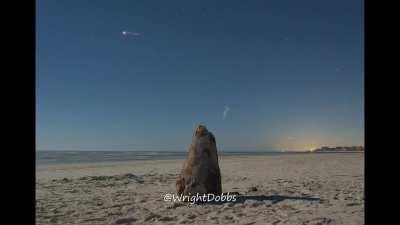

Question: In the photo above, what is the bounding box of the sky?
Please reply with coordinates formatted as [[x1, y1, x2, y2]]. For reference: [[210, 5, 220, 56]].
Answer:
[[36, 0, 364, 151]]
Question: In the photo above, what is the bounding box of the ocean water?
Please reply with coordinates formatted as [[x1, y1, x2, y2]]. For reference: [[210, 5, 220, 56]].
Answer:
[[36, 150, 301, 166]]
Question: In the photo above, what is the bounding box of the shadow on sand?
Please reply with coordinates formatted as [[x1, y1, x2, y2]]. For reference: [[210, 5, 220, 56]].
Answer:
[[203, 194, 321, 205]]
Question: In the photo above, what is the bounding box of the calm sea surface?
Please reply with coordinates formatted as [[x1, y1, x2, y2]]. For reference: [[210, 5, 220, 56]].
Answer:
[[36, 150, 310, 165]]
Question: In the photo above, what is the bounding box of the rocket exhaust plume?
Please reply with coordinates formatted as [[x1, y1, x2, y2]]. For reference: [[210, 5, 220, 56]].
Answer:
[[223, 105, 230, 120]]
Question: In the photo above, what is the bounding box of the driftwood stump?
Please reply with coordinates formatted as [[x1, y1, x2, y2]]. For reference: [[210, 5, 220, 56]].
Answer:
[[176, 125, 222, 196]]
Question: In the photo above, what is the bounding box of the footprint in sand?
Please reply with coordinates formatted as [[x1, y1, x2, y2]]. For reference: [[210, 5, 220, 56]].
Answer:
[[158, 216, 176, 221], [114, 217, 137, 224], [144, 213, 161, 222], [186, 214, 196, 220]]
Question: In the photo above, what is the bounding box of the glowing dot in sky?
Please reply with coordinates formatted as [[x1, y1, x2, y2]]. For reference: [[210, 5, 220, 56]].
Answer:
[[122, 31, 141, 38]]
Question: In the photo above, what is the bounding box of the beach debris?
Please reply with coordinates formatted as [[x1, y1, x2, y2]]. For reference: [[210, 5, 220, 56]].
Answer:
[[58, 178, 71, 183], [248, 186, 258, 192]]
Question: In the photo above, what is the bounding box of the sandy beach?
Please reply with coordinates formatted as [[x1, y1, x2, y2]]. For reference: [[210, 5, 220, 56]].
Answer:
[[36, 153, 364, 225]]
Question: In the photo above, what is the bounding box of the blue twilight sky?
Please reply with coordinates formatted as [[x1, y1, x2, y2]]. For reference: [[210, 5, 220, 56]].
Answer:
[[36, 0, 364, 151]]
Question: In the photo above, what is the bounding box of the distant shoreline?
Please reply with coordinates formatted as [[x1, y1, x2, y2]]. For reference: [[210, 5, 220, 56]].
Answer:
[[311, 151, 364, 153], [36, 150, 362, 166]]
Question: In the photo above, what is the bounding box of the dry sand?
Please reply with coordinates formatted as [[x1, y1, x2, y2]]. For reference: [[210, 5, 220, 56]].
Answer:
[[36, 153, 364, 225]]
